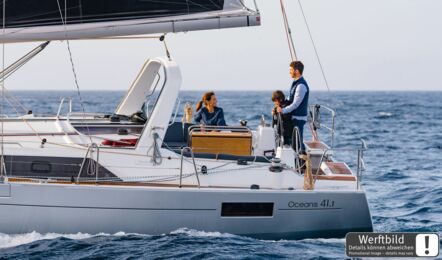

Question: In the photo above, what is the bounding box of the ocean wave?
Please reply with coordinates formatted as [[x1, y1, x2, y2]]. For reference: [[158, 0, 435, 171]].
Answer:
[[400, 206, 433, 217], [0, 231, 151, 250], [169, 228, 237, 238], [0, 232, 95, 249], [0, 228, 240, 249], [298, 238, 345, 244], [375, 112, 393, 118]]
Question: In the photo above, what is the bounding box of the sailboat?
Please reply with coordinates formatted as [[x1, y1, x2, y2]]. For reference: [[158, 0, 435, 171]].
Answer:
[[0, 1, 372, 239]]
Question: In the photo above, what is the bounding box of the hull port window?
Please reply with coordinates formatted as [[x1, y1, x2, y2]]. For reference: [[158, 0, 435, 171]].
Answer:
[[31, 161, 52, 174], [221, 203, 274, 217]]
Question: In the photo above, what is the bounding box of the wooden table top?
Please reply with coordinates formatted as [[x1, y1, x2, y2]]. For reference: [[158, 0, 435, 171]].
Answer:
[[191, 131, 252, 138]]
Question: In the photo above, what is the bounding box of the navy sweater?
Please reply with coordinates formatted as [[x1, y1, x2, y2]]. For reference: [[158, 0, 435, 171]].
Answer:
[[194, 107, 227, 126]]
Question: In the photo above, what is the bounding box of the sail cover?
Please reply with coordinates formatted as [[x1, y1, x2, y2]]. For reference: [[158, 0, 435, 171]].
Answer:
[[0, 0, 260, 43]]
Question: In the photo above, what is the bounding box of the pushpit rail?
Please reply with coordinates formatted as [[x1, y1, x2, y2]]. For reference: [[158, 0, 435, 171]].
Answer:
[[314, 139, 367, 190]]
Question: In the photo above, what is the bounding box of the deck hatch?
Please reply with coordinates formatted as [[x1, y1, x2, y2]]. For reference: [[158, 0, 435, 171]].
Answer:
[[221, 203, 274, 217]]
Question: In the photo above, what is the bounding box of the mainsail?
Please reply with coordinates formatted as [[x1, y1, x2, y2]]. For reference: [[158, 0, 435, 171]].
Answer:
[[0, 0, 260, 43]]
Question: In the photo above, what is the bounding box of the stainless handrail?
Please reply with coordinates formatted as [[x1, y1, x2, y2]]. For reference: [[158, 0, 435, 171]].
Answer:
[[143, 72, 163, 119], [309, 104, 336, 149], [0, 141, 23, 147], [68, 112, 106, 117], [180, 147, 200, 188], [239, 0, 260, 13], [253, 0, 260, 12], [292, 126, 302, 172], [357, 139, 367, 190], [169, 97, 181, 126], [0, 155, 6, 182], [138, 68, 168, 142], [57, 97, 73, 118]]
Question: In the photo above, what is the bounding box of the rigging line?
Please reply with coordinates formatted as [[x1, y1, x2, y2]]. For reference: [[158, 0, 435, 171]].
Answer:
[[1, 94, 22, 114], [279, 0, 297, 61], [0, 42, 52, 114], [1, 0, 5, 179], [56, 0, 93, 144], [297, 0, 331, 92], [1, 87, 28, 114], [160, 34, 172, 59], [186, 0, 190, 14], [0, 59, 44, 140], [1, 95, 43, 141]]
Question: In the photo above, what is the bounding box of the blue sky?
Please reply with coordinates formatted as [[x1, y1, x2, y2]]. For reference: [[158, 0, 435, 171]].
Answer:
[[2, 0, 442, 91]]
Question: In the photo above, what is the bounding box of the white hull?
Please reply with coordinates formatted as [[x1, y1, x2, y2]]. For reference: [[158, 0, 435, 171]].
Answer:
[[0, 182, 372, 239]]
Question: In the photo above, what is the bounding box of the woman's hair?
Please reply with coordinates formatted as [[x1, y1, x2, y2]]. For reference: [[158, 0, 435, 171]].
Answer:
[[196, 91, 215, 112], [271, 90, 285, 103]]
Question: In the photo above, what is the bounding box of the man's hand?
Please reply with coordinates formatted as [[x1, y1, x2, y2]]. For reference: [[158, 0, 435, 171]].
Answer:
[[276, 107, 283, 113]]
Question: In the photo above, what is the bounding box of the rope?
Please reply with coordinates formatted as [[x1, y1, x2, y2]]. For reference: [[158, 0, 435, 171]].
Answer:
[[1, 89, 28, 114], [297, 0, 331, 91], [277, 112, 285, 147], [147, 132, 163, 165]]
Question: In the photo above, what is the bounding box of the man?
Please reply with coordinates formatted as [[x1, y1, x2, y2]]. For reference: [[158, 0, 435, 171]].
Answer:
[[276, 61, 309, 152]]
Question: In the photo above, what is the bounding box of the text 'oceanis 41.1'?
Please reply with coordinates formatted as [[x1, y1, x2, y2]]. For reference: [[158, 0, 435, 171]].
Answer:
[[0, 0, 372, 239]]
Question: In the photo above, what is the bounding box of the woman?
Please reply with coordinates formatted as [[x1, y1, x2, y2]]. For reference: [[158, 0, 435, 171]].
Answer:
[[272, 90, 294, 146], [194, 91, 227, 126]]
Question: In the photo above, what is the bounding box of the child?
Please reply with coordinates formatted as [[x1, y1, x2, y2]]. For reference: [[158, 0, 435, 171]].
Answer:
[[271, 90, 294, 146]]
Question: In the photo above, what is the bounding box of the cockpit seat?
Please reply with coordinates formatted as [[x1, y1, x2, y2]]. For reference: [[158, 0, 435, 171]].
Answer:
[[162, 122, 194, 151]]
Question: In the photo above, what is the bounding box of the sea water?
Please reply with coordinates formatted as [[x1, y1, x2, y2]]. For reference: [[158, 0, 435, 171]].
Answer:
[[0, 91, 441, 259]]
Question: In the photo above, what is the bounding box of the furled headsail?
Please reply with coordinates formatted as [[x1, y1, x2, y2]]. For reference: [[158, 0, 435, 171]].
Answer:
[[0, 0, 260, 43]]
